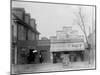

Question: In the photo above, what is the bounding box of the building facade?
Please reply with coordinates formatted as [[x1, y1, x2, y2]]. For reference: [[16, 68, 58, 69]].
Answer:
[[37, 40, 51, 63], [50, 26, 86, 63], [12, 8, 40, 64]]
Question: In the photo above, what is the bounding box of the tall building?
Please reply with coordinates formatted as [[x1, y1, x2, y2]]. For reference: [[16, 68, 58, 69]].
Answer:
[[12, 8, 40, 64]]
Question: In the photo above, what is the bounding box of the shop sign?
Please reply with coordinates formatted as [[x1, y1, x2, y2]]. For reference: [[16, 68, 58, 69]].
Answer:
[[50, 42, 85, 52]]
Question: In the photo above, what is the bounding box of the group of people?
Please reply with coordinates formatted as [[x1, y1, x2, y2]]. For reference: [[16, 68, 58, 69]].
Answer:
[[27, 49, 43, 64], [53, 52, 84, 66], [53, 52, 70, 65]]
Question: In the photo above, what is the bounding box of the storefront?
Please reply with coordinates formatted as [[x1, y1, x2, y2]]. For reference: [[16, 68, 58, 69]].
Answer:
[[37, 40, 51, 63], [16, 40, 40, 64], [50, 39, 85, 63]]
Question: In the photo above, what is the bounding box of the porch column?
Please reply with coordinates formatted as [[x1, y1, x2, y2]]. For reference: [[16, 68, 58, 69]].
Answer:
[[50, 52, 53, 63], [15, 46, 17, 64]]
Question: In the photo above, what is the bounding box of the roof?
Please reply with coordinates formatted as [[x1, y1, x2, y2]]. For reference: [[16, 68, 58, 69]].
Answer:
[[12, 7, 25, 12], [12, 13, 40, 34], [37, 40, 50, 46]]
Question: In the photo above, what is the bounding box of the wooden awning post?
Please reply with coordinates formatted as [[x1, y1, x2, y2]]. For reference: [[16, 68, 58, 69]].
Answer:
[[50, 52, 53, 63]]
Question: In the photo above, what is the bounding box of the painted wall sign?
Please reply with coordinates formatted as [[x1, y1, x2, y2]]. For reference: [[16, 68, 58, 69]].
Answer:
[[50, 42, 85, 52]]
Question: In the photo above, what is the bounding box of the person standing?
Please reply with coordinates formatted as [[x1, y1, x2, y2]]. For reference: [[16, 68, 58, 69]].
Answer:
[[39, 52, 43, 63], [53, 53, 57, 63], [61, 53, 70, 66]]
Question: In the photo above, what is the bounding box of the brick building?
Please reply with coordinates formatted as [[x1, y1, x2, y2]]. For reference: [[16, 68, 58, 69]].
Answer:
[[11, 8, 40, 64]]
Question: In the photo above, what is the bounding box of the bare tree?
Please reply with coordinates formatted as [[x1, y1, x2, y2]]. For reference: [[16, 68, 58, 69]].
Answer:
[[74, 7, 92, 64], [75, 7, 89, 46]]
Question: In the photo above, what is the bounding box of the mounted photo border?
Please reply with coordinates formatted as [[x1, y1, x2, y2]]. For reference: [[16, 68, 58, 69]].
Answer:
[[10, 0, 96, 75]]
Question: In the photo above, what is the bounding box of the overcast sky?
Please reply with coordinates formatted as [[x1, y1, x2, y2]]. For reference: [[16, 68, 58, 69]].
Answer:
[[12, 1, 95, 39]]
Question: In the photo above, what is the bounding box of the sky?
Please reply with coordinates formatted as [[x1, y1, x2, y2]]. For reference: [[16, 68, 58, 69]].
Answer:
[[12, 1, 95, 39]]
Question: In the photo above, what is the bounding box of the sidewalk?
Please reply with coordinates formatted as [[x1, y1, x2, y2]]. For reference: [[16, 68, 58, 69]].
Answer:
[[11, 61, 95, 74]]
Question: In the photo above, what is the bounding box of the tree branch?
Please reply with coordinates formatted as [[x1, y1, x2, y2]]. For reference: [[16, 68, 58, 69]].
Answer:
[[78, 8, 89, 45]]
